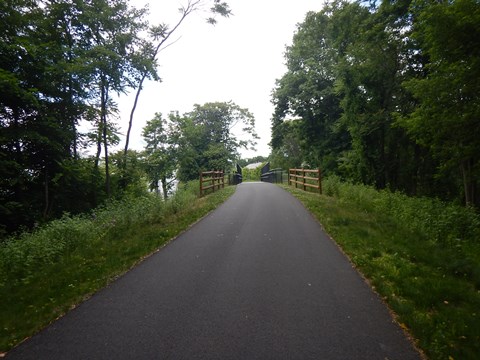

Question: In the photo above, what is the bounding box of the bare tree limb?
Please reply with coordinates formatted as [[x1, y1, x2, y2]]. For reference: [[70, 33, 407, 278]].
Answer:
[[123, 0, 201, 161]]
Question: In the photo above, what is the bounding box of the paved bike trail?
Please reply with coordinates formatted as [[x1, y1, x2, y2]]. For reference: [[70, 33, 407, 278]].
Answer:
[[7, 182, 421, 359]]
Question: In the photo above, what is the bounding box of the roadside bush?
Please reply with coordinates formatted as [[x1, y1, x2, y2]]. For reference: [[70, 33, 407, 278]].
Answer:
[[0, 215, 96, 283], [0, 180, 235, 352], [321, 176, 480, 289], [322, 174, 342, 197], [322, 176, 480, 246], [0, 181, 201, 286], [288, 179, 480, 359]]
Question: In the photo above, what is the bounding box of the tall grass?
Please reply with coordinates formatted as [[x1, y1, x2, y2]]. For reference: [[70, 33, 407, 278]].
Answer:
[[323, 175, 480, 248], [0, 182, 196, 285], [323, 176, 480, 290], [0, 181, 235, 352], [286, 177, 480, 359]]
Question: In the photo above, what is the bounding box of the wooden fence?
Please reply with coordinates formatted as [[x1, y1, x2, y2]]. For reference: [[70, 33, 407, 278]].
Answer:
[[289, 168, 322, 194], [200, 171, 225, 197]]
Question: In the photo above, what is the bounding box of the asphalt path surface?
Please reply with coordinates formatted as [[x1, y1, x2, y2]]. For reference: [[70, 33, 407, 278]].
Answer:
[[7, 182, 421, 360]]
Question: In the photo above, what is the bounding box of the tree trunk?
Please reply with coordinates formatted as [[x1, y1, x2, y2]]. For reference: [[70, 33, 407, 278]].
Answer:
[[378, 124, 386, 189], [123, 3, 196, 165], [94, 104, 102, 170], [43, 168, 49, 219], [13, 108, 25, 206], [161, 176, 168, 201], [103, 121, 110, 197], [66, 20, 78, 159], [92, 94, 103, 207], [461, 158, 476, 207], [101, 78, 110, 197], [123, 74, 145, 162]]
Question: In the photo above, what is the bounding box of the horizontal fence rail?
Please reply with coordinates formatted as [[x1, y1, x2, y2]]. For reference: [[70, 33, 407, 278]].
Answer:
[[200, 171, 225, 197], [228, 164, 243, 185], [289, 168, 322, 194], [260, 168, 285, 184], [228, 172, 243, 185]]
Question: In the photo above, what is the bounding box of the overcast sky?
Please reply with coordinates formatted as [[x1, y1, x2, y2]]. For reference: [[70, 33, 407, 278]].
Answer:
[[116, 0, 326, 159]]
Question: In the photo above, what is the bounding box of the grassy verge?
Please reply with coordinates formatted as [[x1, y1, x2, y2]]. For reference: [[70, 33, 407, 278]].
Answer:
[[281, 178, 480, 360], [0, 183, 236, 353]]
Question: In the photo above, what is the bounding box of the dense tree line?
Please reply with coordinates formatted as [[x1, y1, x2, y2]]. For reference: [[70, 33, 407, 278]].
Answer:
[[0, 0, 231, 237], [271, 0, 480, 207]]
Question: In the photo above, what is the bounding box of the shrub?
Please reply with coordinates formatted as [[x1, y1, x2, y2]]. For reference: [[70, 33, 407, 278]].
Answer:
[[322, 176, 480, 246], [0, 181, 201, 286]]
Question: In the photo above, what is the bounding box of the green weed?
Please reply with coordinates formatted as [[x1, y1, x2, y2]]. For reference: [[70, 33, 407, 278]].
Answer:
[[0, 183, 235, 352], [282, 179, 480, 360]]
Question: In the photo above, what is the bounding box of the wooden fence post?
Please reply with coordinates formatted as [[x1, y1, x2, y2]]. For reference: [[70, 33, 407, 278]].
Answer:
[[318, 168, 322, 194], [199, 170, 226, 197], [302, 168, 306, 191], [287, 167, 322, 194]]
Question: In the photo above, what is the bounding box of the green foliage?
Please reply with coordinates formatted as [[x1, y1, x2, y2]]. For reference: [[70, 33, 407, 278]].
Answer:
[[109, 149, 149, 198], [124, 0, 231, 164], [0, 0, 233, 236], [323, 176, 480, 248], [237, 155, 268, 168], [171, 102, 258, 182], [241, 166, 262, 182], [285, 179, 480, 359], [334, 0, 416, 189], [271, 5, 348, 172], [142, 113, 177, 198], [399, 0, 480, 206], [236, 157, 268, 181], [0, 183, 236, 351], [269, 120, 304, 170], [1, 195, 160, 285], [207, 0, 232, 24], [0, 0, 152, 234], [272, 0, 480, 206]]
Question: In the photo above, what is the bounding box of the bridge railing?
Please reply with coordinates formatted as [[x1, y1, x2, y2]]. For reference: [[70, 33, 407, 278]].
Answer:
[[260, 168, 285, 184], [228, 163, 243, 185], [200, 171, 224, 197], [289, 168, 322, 194], [227, 172, 242, 185]]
